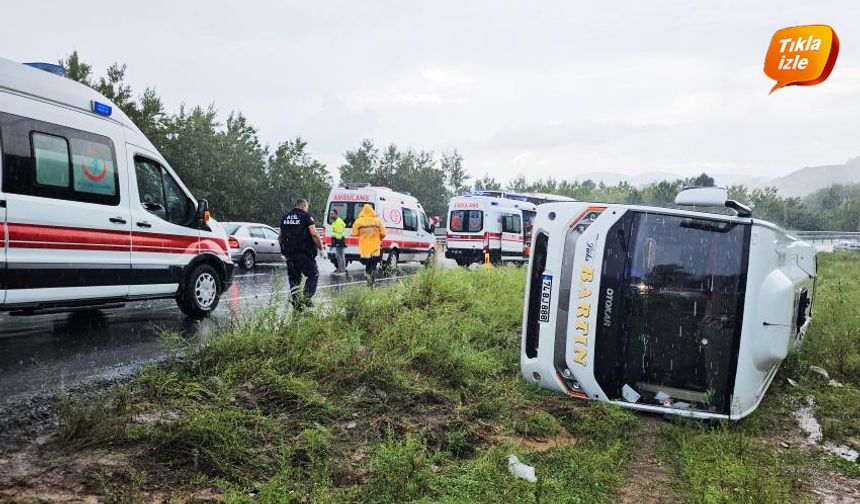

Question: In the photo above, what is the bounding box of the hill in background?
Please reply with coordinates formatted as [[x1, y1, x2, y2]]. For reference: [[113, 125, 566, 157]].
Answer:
[[574, 157, 860, 197]]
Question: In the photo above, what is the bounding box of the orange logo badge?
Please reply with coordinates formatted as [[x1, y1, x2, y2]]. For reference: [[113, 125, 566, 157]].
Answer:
[[764, 25, 839, 94]]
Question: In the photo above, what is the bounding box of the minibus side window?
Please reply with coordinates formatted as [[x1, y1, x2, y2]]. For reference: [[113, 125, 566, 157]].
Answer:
[[467, 210, 483, 232], [402, 207, 418, 231]]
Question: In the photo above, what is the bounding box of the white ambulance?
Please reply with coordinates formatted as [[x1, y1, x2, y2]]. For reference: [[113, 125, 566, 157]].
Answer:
[[520, 187, 816, 420], [0, 58, 234, 317], [323, 184, 436, 267], [445, 194, 536, 266]]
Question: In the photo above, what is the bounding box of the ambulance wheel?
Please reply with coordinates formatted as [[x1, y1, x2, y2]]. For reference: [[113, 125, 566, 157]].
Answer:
[[239, 250, 255, 270], [386, 250, 399, 269], [456, 259, 470, 267], [423, 248, 436, 266], [330, 258, 339, 269], [178, 264, 221, 318]]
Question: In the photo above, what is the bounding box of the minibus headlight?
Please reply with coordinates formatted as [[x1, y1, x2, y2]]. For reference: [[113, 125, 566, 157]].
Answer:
[[571, 210, 604, 233]]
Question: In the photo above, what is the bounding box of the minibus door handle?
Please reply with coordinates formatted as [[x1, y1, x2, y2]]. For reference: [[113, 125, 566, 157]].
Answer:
[[109, 217, 127, 224], [136, 221, 152, 228]]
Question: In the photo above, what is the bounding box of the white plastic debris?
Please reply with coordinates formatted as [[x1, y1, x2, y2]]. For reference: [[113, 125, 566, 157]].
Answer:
[[809, 365, 830, 380], [507, 455, 537, 483], [654, 391, 670, 402], [787, 378, 798, 387], [670, 401, 691, 410], [622, 384, 641, 403], [827, 445, 859, 462], [828, 379, 844, 388]]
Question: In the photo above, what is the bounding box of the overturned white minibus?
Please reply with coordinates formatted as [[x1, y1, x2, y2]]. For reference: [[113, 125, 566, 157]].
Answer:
[[520, 188, 816, 419]]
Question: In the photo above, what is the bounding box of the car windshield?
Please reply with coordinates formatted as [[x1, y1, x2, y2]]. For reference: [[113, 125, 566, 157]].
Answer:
[[595, 211, 750, 414], [223, 223, 241, 235]]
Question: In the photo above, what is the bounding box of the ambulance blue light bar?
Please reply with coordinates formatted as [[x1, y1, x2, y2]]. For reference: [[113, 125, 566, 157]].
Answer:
[[91, 101, 112, 117]]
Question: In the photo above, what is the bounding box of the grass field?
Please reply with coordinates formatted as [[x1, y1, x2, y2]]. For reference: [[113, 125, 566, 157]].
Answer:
[[3, 254, 860, 502]]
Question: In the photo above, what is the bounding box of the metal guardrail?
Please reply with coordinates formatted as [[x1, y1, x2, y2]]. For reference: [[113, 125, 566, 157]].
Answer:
[[791, 231, 860, 243], [327, 227, 859, 247]]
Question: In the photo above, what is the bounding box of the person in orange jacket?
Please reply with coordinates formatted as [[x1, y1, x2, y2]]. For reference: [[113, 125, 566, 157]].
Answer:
[[351, 204, 387, 283]]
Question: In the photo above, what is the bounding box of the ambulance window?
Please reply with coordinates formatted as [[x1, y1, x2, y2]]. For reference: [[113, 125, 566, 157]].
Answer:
[[449, 211, 464, 232], [420, 211, 432, 232], [71, 138, 116, 197], [467, 210, 483, 232], [502, 214, 521, 233], [2, 113, 118, 205], [32, 133, 70, 188], [162, 170, 195, 226], [135, 158, 167, 221], [403, 208, 418, 231], [328, 202, 348, 224], [351, 203, 374, 225]]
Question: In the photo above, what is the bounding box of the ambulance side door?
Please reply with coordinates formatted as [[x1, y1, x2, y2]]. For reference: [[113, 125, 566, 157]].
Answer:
[[0, 126, 6, 304]]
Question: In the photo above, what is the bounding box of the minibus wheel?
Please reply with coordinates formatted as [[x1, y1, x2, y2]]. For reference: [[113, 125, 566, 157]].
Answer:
[[178, 264, 222, 317]]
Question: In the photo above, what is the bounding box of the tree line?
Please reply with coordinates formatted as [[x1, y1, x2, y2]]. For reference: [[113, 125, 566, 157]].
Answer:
[[61, 52, 859, 231]]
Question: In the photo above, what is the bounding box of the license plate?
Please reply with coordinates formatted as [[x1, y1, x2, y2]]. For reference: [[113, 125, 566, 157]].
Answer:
[[539, 273, 552, 323]]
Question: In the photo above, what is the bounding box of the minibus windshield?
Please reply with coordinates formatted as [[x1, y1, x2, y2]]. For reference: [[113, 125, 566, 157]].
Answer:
[[594, 211, 750, 413]]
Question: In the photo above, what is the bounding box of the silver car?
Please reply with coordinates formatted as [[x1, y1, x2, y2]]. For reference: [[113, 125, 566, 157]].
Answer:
[[833, 240, 860, 252], [222, 222, 284, 269]]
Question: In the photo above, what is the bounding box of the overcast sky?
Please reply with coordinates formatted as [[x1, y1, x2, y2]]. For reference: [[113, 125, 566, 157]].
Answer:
[[3, 1, 859, 183]]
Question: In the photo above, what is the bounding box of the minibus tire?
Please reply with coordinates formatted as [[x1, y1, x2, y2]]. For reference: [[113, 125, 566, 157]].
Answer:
[[178, 264, 222, 317]]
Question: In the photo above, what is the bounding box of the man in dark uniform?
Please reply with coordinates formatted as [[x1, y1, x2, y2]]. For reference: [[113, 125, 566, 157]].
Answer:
[[279, 198, 323, 309]]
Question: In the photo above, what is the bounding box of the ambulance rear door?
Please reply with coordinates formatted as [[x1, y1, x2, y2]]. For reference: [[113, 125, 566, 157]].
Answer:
[[500, 211, 524, 260]]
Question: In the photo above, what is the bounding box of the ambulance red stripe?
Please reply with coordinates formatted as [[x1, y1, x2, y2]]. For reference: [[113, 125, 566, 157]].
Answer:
[[4, 223, 228, 254]]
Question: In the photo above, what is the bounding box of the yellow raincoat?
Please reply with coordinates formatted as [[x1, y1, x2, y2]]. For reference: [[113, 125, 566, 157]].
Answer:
[[352, 204, 387, 258]]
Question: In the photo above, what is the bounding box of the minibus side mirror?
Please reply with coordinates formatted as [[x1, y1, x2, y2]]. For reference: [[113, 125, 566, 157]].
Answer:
[[195, 199, 211, 228]]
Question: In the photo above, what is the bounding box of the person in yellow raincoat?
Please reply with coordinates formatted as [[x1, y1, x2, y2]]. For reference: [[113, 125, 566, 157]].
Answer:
[[351, 204, 387, 282]]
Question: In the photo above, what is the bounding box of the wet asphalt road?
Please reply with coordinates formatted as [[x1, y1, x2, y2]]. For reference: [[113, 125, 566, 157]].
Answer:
[[0, 258, 444, 405]]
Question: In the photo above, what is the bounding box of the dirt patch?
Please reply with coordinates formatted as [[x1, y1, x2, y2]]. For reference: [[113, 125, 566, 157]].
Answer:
[[496, 429, 578, 452], [0, 444, 127, 502], [806, 467, 860, 504], [619, 417, 680, 504]]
